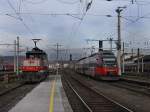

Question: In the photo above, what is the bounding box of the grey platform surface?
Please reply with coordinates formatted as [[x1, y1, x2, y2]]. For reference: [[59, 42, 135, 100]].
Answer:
[[9, 75, 73, 112]]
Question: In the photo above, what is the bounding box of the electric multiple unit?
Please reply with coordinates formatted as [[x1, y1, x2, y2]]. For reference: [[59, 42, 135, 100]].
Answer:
[[75, 50, 119, 80]]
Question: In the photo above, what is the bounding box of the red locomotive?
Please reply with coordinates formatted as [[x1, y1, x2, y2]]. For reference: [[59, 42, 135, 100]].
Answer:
[[75, 50, 119, 80], [19, 39, 49, 82]]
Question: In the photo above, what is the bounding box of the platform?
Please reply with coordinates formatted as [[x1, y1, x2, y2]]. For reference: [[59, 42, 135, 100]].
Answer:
[[9, 75, 73, 112]]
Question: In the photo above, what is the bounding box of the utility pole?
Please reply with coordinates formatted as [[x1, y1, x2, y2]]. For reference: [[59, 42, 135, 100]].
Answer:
[[54, 43, 62, 61], [14, 40, 16, 72], [69, 54, 72, 61], [57, 43, 59, 61], [0, 40, 18, 73], [16, 36, 19, 76], [131, 0, 136, 4], [122, 42, 125, 73], [109, 38, 113, 51], [116, 6, 126, 76], [131, 48, 133, 59], [142, 55, 144, 73], [137, 48, 140, 73], [54, 43, 62, 75]]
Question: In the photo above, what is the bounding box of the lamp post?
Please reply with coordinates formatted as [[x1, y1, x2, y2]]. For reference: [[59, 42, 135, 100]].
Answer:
[[116, 6, 126, 76]]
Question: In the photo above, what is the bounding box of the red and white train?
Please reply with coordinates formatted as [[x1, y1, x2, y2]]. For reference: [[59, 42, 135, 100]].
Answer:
[[75, 50, 119, 80], [19, 39, 49, 82]]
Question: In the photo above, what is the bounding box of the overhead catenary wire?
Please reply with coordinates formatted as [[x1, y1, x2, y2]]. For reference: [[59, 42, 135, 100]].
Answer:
[[5, 12, 114, 16], [135, 0, 150, 5], [55, 0, 80, 4], [4, 11, 136, 40], [70, 0, 93, 36], [5, 12, 150, 19], [21, 2, 35, 22], [7, 0, 34, 36], [23, 0, 49, 4], [4, 0, 150, 41]]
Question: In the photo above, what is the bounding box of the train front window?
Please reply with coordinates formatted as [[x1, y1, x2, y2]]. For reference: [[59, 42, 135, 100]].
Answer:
[[26, 53, 46, 59], [104, 61, 117, 67], [103, 58, 117, 67]]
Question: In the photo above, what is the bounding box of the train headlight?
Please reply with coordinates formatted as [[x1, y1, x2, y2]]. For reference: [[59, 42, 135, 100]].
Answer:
[[114, 65, 117, 67]]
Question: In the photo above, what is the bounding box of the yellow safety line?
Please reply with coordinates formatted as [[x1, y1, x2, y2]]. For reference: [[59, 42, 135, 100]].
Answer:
[[49, 79, 56, 112]]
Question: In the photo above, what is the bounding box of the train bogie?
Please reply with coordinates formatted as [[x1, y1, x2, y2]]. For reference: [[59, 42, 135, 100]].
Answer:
[[20, 71, 48, 82]]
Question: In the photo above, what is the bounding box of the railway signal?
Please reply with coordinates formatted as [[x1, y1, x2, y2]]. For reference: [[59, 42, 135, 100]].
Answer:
[[86, 39, 117, 52]]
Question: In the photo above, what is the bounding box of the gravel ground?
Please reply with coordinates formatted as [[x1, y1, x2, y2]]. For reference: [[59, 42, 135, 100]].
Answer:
[[65, 70, 150, 112], [0, 81, 21, 95]]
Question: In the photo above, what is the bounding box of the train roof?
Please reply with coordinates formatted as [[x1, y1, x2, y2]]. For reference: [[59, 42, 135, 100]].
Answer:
[[26, 47, 46, 55], [77, 50, 115, 61], [78, 57, 87, 61]]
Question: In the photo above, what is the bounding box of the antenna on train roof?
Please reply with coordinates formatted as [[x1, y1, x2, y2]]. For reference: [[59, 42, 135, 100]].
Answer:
[[32, 39, 41, 48]]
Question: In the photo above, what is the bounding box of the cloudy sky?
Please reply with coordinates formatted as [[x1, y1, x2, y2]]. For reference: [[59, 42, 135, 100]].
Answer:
[[0, 0, 150, 57]]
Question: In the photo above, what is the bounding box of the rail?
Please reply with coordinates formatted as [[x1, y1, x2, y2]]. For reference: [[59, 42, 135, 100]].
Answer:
[[110, 80, 150, 97], [0, 83, 25, 97], [63, 74, 133, 112]]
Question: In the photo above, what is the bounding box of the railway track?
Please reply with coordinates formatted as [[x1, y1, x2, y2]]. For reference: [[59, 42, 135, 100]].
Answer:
[[0, 83, 37, 112], [0, 83, 25, 97], [109, 80, 150, 96], [62, 73, 133, 112]]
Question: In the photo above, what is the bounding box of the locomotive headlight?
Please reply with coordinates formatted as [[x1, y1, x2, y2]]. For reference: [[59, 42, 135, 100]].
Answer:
[[113, 65, 117, 67]]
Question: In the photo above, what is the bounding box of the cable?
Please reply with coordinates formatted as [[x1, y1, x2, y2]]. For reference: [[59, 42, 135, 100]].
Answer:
[[7, 0, 16, 12], [7, 0, 34, 36], [7, 12, 115, 17], [7, 0, 22, 20], [23, 0, 49, 4], [121, 16, 135, 22], [6, 12, 146, 22], [21, 20, 34, 35], [18, 0, 22, 14], [55, 0, 79, 4], [135, 0, 150, 5], [70, 0, 92, 38], [65, 13, 81, 20]]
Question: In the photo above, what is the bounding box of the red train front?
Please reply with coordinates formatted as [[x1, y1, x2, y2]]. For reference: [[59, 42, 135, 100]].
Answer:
[[75, 50, 119, 80], [19, 39, 49, 82]]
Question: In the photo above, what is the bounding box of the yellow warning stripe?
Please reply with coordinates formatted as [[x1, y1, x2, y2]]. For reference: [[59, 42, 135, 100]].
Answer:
[[49, 80, 56, 112]]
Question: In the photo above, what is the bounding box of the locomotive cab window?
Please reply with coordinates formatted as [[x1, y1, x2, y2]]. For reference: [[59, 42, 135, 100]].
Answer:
[[103, 53, 117, 67]]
